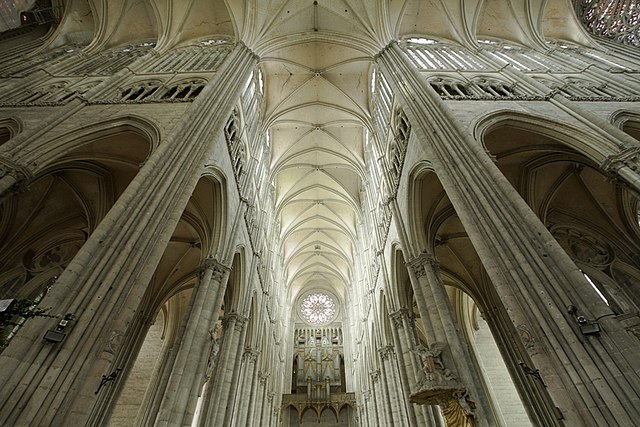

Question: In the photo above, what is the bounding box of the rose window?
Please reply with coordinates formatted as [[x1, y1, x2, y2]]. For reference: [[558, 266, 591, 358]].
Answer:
[[300, 292, 336, 325]]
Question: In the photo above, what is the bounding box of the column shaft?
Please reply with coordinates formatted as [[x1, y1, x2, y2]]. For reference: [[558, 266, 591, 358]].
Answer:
[[378, 42, 640, 425], [154, 259, 230, 426], [0, 43, 256, 427]]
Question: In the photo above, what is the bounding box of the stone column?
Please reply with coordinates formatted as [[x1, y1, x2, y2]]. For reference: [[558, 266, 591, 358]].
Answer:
[[253, 372, 268, 426], [369, 370, 389, 426], [0, 43, 256, 427], [201, 312, 247, 427], [378, 345, 410, 426], [378, 41, 640, 426], [234, 348, 260, 426], [263, 391, 275, 427], [154, 258, 230, 426], [390, 308, 444, 427], [406, 251, 494, 426]]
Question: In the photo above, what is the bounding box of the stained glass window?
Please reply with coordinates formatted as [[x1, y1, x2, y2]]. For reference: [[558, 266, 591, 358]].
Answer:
[[300, 292, 336, 325], [576, 0, 640, 46]]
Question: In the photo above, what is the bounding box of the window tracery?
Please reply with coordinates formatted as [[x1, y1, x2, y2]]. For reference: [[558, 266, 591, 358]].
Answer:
[[146, 41, 232, 73], [474, 78, 517, 97], [575, 0, 640, 46], [300, 292, 337, 325], [121, 81, 160, 101], [429, 76, 524, 99], [429, 78, 472, 98], [70, 41, 156, 75], [0, 44, 84, 77], [479, 39, 564, 72], [116, 79, 206, 103], [404, 39, 488, 71], [548, 41, 632, 71], [160, 80, 205, 100]]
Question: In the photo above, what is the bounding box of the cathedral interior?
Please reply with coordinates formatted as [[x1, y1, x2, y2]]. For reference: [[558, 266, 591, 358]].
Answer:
[[1, 0, 640, 426]]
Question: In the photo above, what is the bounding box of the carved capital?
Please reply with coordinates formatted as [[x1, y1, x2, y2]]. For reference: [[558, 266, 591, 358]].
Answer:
[[243, 347, 260, 363], [221, 312, 247, 331], [369, 369, 381, 383], [378, 345, 394, 362], [406, 250, 438, 278], [389, 308, 412, 330], [259, 371, 269, 385], [197, 257, 230, 282]]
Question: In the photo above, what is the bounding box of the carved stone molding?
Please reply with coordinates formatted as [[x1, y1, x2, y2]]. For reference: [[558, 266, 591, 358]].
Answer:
[[105, 330, 125, 355], [602, 146, 640, 176], [0, 159, 32, 194], [411, 341, 458, 388], [550, 226, 615, 268], [516, 324, 535, 349]]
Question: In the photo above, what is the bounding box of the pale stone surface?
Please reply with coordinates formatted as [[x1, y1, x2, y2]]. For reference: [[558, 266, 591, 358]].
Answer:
[[0, 2, 639, 427]]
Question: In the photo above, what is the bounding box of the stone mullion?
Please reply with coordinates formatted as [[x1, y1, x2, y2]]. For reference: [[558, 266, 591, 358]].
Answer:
[[0, 43, 256, 427], [154, 259, 230, 426], [380, 42, 640, 425]]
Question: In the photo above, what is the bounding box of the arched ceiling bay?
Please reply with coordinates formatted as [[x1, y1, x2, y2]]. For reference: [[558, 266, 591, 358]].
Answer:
[[248, 0, 377, 303], [43, 0, 607, 306]]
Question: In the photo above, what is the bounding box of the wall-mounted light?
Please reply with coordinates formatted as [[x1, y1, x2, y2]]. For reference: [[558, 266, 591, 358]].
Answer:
[[567, 305, 601, 336], [43, 313, 75, 343]]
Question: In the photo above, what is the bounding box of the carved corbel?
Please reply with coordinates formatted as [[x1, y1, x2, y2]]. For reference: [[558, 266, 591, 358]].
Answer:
[[409, 341, 476, 425]]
